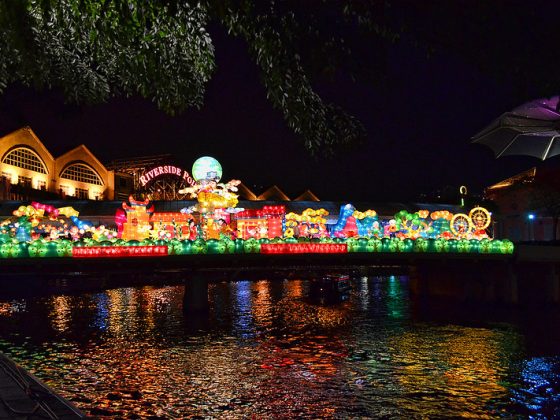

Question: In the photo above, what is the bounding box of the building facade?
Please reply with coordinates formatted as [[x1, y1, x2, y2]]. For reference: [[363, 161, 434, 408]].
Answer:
[[485, 167, 559, 241], [0, 127, 115, 200]]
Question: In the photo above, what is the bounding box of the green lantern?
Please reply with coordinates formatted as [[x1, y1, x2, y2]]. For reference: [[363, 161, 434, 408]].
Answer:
[[191, 238, 208, 254], [382, 238, 398, 253], [479, 238, 492, 254], [40, 242, 58, 258], [284, 237, 298, 244], [243, 238, 260, 253], [468, 239, 480, 253], [397, 238, 414, 252], [223, 238, 235, 254], [432, 238, 445, 253], [207, 239, 227, 254], [56, 239, 73, 257], [346, 237, 358, 252], [234, 239, 245, 254], [491, 240, 503, 254], [168, 239, 183, 255], [445, 239, 458, 253], [457, 239, 470, 253], [10, 242, 29, 258], [366, 238, 382, 252], [355, 238, 368, 253], [501, 239, 515, 254], [0, 243, 11, 258], [0, 233, 10, 243], [181, 240, 193, 255], [28, 240, 43, 258], [413, 238, 429, 252]]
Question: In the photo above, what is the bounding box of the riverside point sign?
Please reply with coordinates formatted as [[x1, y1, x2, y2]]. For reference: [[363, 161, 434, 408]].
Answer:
[[139, 165, 196, 187]]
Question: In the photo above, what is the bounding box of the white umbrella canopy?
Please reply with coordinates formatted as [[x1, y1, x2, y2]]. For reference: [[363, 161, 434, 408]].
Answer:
[[472, 96, 560, 160]]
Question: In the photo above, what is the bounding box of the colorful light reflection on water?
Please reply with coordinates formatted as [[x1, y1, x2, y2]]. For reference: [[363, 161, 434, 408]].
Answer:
[[0, 277, 559, 418]]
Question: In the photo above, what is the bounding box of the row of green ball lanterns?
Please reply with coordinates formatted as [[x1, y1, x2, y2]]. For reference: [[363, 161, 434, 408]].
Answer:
[[0, 237, 514, 258]]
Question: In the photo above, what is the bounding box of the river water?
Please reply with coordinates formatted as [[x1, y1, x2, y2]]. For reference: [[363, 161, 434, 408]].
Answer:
[[0, 276, 559, 418]]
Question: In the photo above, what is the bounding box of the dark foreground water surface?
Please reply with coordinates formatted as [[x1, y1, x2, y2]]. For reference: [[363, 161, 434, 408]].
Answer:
[[1, 276, 560, 418]]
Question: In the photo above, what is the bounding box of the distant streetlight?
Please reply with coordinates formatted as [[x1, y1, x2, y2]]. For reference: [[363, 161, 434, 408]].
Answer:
[[527, 213, 535, 241]]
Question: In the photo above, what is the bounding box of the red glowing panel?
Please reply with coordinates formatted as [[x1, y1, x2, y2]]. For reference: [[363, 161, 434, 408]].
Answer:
[[72, 246, 168, 258], [260, 243, 347, 254]]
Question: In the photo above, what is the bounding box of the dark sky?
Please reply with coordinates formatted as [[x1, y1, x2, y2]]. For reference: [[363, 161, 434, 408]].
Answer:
[[0, 7, 554, 202]]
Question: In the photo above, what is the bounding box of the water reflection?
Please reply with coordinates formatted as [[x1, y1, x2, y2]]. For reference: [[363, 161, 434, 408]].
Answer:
[[0, 276, 558, 417]]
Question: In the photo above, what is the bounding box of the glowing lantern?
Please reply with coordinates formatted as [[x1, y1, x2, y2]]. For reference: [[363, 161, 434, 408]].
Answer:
[[10, 242, 29, 258], [191, 238, 208, 254], [413, 238, 429, 252], [355, 238, 368, 252], [168, 239, 183, 255], [397, 238, 413, 252], [234, 239, 245, 253], [56, 239, 73, 257], [491, 240, 504, 254], [432, 238, 446, 253], [207, 239, 227, 254], [382, 238, 398, 252], [28, 239, 44, 257], [367, 238, 383, 252], [457, 239, 470, 253], [468, 239, 480, 253], [181, 240, 193, 255], [0, 243, 10, 258], [502, 239, 514, 254], [192, 156, 223, 182], [479, 238, 492, 254], [445, 239, 458, 253], [243, 238, 260, 253]]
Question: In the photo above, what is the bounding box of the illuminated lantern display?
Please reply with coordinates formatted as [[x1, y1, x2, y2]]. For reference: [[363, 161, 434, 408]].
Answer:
[[0, 183, 514, 260], [120, 196, 154, 241], [151, 212, 194, 240], [332, 204, 359, 238], [72, 246, 168, 258], [192, 156, 223, 182], [354, 210, 379, 237]]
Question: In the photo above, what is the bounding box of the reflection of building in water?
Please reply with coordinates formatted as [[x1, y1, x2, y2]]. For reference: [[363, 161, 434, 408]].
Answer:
[[389, 327, 516, 408], [231, 281, 254, 336], [0, 301, 27, 316], [252, 280, 273, 329], [283, 279, 304, 299], [50, 295, 72, 333]]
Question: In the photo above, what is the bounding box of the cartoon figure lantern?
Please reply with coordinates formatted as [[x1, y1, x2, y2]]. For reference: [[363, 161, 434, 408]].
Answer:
[[120, 196, 154, 241]]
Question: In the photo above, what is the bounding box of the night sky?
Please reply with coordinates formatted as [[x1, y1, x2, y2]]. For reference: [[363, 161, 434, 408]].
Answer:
[[0, 6, 556, 202]]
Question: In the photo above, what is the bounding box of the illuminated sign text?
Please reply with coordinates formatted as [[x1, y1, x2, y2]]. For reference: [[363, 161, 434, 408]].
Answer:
[[139, 165, 195, 187]]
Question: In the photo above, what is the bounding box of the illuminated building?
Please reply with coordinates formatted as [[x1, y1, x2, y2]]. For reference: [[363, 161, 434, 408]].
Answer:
[[485, 167, 558, 241], [0, 127, 115, 200]]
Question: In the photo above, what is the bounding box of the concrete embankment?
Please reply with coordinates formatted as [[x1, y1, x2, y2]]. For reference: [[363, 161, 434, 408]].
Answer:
[[0, 352, 84, 419]]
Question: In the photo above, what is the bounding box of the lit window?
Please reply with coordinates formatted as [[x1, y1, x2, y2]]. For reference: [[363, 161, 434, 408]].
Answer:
[[1, 172, 11, 183], [75, 187, 89, 199], [2, 147, 47, 174], [59, 185, 70, 196], [60, 163, 103, 186], [18, 176, 32, 187]]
